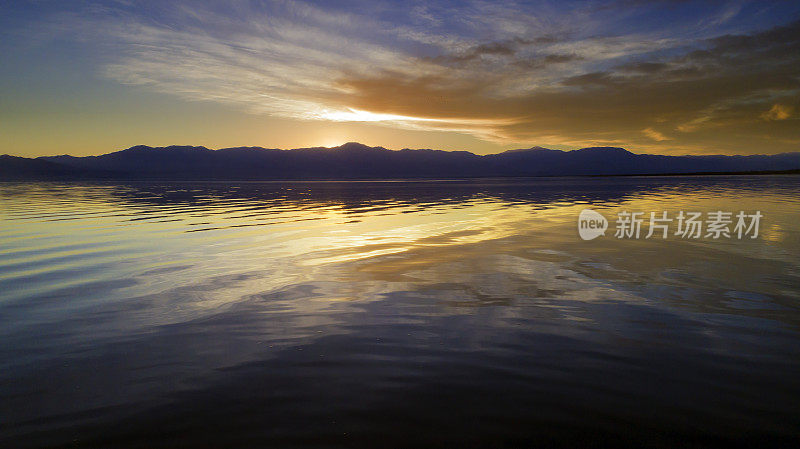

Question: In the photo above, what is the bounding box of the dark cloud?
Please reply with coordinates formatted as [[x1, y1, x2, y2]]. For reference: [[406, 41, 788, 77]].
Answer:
[[619, 62, 669, 74], [513, 53, 584, 70], [427, 36, 566, 65], [427, 38, 526, 64], [708, 18, 800, 54]]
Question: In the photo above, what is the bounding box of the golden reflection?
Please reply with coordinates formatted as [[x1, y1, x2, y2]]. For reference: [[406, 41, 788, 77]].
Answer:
[[1, 180, 799, 325]]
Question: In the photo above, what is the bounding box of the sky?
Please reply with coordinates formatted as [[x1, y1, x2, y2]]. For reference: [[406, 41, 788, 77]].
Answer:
[[1, 0, 799, 157]]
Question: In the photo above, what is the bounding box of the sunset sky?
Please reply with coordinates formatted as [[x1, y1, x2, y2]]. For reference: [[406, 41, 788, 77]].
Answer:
[[1, 0, 799, 157]]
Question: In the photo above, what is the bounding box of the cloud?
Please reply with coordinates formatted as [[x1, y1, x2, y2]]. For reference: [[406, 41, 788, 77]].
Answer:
[[37, 1, 800, 154], [333, 17, 800, 149], [642, 128, 669, 141], [761, 104, 794, 121]]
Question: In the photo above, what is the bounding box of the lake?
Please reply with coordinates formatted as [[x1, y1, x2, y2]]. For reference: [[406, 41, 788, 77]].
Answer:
[[1, 176, 799, 448]]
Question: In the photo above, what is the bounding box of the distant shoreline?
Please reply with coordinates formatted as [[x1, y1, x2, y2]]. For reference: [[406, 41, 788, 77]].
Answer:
[[586, 168, 800, 178], [3, 169, 799, 183]]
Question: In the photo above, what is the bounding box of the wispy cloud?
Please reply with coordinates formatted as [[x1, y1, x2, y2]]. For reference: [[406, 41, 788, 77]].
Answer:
[[643, 128, 669, 141], [36, 0, 800, 153]]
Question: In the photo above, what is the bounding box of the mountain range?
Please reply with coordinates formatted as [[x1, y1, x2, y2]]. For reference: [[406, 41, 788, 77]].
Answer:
[[2, 142, 800, 180]]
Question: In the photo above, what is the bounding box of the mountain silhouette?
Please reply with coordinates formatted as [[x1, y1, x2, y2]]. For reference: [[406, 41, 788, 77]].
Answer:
[[0, 154, 118, 180], [3, 142, 800, 180]]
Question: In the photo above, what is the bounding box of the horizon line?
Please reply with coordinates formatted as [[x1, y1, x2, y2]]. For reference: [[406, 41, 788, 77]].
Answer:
[[6, 142, 799, 159]]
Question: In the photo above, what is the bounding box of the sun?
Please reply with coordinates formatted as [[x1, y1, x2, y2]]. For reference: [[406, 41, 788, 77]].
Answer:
[[317, 139, 347, 148]]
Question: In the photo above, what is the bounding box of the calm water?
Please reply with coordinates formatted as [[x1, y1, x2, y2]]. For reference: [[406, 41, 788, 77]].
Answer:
[[1, 177, 800, 448]]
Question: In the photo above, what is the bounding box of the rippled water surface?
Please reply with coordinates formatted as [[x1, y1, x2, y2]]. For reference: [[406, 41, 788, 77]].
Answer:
[[1, 177, 800, 448]]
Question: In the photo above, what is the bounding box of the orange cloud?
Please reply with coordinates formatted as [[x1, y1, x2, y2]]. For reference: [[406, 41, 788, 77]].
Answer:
[[642, 128, 669, 141], [761, 104, 793, 121]]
